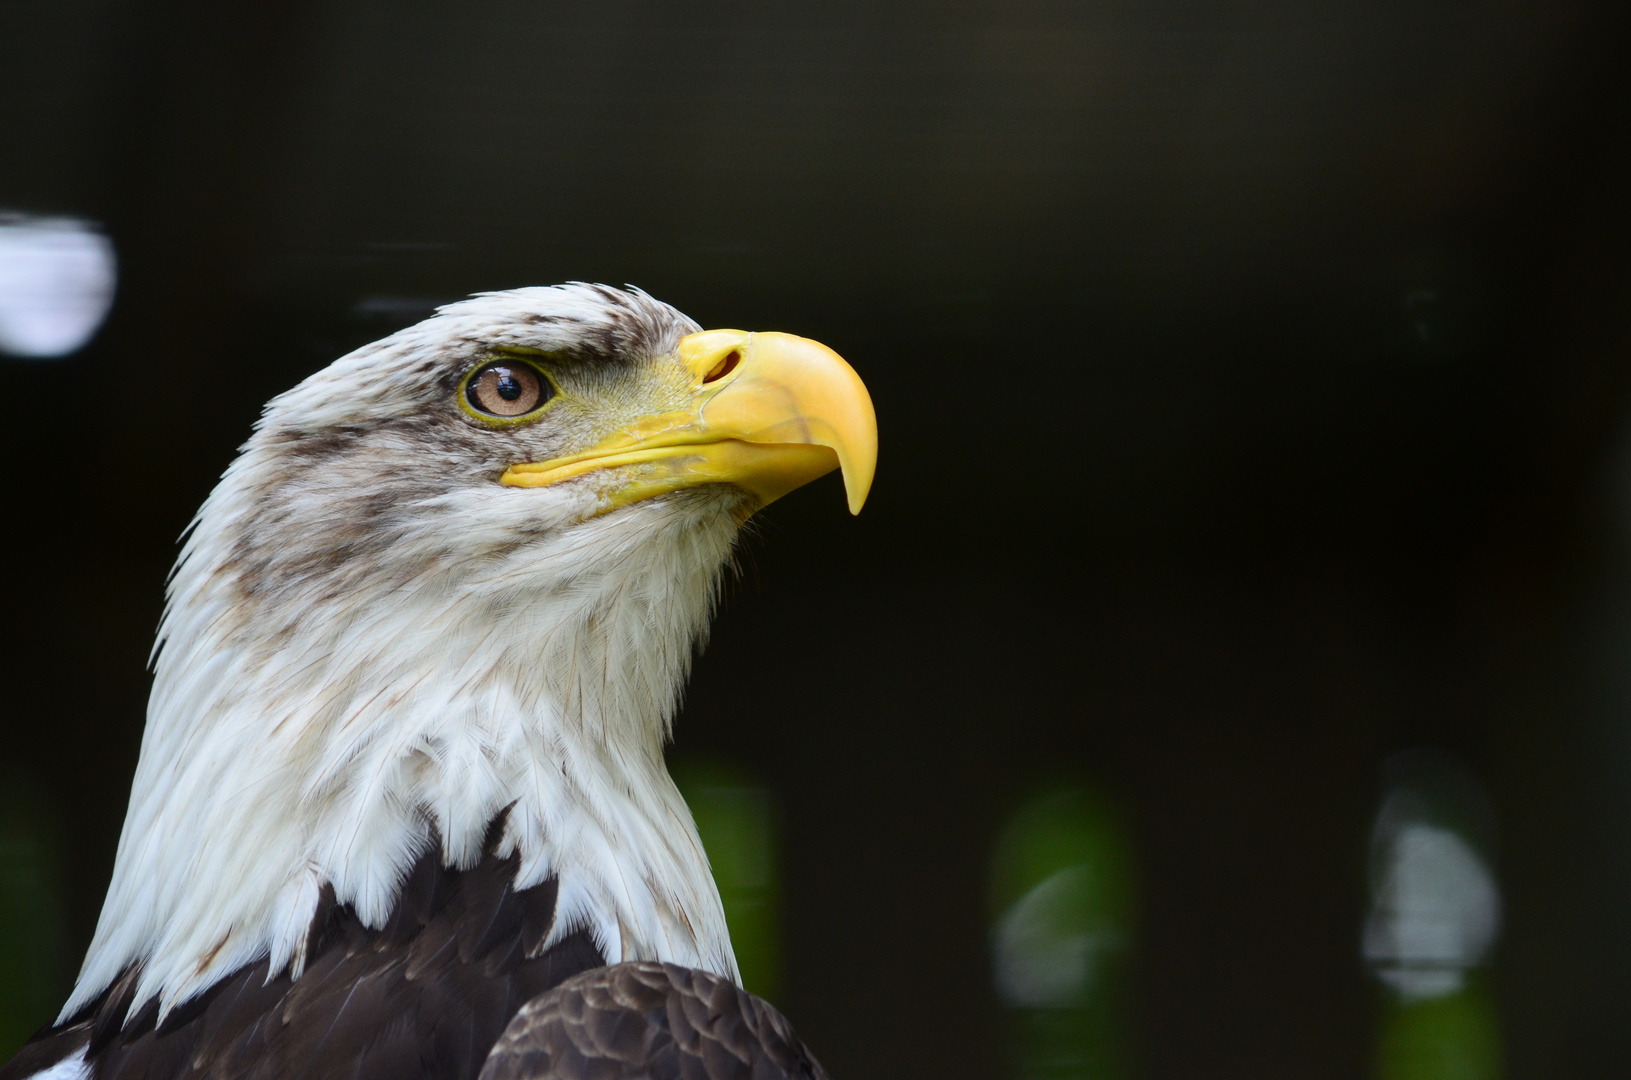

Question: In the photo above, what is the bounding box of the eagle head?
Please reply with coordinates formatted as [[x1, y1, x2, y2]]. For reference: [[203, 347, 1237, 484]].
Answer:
[[65, 284, 876, 1023]]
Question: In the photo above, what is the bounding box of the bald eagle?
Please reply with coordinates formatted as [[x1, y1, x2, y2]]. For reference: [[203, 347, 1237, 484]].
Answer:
[[1, 285, 875, 1080]]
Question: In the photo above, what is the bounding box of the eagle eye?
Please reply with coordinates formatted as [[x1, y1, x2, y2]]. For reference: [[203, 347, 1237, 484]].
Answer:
[[463, 360, 553, 420]]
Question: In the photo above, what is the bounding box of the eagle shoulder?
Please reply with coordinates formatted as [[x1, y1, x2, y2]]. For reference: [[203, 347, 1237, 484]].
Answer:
[[479, 962, 828, 1080]]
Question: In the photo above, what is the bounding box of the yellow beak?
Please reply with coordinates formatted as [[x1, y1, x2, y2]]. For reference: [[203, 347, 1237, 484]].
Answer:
[[500, 330, 878, 516]]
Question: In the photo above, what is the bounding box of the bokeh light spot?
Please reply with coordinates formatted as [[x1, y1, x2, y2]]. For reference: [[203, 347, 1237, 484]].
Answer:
[[0, 214, 116, 359]]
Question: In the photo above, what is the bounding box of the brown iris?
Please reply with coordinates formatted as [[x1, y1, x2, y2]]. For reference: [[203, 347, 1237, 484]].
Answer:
[[466, 361, 550, 417]]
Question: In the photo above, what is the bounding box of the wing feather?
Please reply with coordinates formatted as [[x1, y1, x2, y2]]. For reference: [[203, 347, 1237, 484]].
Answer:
[[479, 964, 827, 1080]]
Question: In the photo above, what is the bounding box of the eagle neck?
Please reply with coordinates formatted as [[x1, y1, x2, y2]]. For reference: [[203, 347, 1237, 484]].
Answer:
[[63, 485, 742, 1024]]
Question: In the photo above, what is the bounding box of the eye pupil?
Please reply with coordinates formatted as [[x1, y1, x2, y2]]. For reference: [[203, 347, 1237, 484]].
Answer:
[[465, 361, 550, 418]]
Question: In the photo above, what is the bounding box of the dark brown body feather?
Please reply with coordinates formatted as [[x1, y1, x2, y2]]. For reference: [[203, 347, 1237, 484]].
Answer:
[[0, 824, 826, 1080], [1, 827, 605, 1080], [479, 963, 828, 1080]]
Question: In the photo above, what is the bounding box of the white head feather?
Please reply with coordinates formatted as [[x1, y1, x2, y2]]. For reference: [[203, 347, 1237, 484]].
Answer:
[[64, 284, 744, 1022]]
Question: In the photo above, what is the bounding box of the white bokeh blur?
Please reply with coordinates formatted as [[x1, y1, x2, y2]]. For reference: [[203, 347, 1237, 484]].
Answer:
[[1363, 811, 1501, 1000], [0, 215, 117, 358], [994, 866, 1121, 1009]]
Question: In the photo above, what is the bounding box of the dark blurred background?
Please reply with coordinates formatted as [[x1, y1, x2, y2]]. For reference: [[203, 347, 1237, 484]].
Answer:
[[3, 1, 1631, 1077]]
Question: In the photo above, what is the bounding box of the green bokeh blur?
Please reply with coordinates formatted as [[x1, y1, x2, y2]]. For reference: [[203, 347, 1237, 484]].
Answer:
[[991, 788, 1135, 1080], [1376, 984, 1502, 1080], [0, 771, 68, 1058], [669, 757, 782, 1001]]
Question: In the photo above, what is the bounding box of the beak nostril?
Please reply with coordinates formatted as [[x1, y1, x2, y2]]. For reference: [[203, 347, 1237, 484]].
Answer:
[[702, 349, 741, 384]]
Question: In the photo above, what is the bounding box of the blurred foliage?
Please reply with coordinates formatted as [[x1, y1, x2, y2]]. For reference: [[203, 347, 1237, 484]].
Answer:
[[1376, 983, 1502, 1080], [990, 787, 1135, 1080], [0, 769, 68, 1058], [669, 757, 781, 1001]]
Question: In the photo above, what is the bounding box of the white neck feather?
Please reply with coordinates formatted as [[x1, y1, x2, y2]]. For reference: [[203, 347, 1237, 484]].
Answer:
[[64, 449, 742, 1023]]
